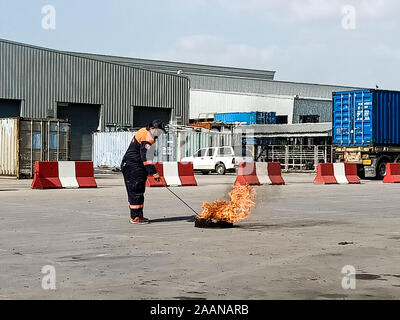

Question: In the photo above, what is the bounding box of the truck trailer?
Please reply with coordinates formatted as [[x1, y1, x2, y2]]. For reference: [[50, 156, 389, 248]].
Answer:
[[333, 89, 400, 179]]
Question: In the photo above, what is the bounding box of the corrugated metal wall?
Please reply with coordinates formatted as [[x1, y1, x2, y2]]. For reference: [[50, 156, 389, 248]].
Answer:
[[292, 98, 332, 124], [70, 52, 359, 99], [0, 118, 18, 176], [0, 39, 190, 126], [92, 130, 234, 168], [93, 131, 135, 168], [189, 74, 360, 99]]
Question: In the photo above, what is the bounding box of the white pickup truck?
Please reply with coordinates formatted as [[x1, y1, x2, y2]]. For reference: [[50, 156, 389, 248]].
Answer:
[[181, 146, 253, 175]]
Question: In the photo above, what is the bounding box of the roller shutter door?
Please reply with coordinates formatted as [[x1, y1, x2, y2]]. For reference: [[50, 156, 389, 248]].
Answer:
[[58, 103, 100, 161], [133, 106, 171, 128], [0, 99, 20, 118]]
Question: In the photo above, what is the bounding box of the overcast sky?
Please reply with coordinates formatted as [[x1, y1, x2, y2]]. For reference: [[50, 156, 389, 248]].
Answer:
[[0, 0, 399, 89]]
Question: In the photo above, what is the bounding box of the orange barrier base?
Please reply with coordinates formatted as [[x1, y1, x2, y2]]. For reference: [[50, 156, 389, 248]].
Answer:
[[75, 161, 97, 188], [178, 162, 197, 186], [383, 163, 400, 183], [31, 162, 62, 189], [268, 162, 285, 185], [235, 163, 260, 186], [146, 163, 167, 187], [314, 164, 338, 184], [344, 163, 361, 184]]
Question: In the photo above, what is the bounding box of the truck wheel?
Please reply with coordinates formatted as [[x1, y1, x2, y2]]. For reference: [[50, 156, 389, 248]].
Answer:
[[215, 163, 226, 175], [376, 159, 388, 180], [201, 170, 210, 175], [357, 164, 365, 179]]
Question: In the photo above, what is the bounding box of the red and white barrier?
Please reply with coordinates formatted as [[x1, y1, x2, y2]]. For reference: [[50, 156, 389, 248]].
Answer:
[[146, 163, 167, 187], [267, 162, 286, 185], [314, 163, 360, 185], [235, 162, 285, 186], [383, 163, 400, 183], [146, 162, 197, 187], [31, 161, 97, 189], [58, 161, 79, 188], [235, 162, 260, 186], [255, 162, 271, 185], [338, 163, 360, 184], [163, 162, 181, 186], [178, 162, 198, 186]]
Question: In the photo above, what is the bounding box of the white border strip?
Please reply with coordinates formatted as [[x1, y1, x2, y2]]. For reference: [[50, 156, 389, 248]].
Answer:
[[256, 162, 272, 185], [163, 162, 182, 187], [333, 163, 349, 184], [58, 161, 79, 189]]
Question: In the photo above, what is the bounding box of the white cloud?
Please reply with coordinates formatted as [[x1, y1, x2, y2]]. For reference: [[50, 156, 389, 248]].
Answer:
[[144, 1, 400, 89], [147, 34, 286, 70], [146, 32, 400, 90], [217, 0, 400, 24]]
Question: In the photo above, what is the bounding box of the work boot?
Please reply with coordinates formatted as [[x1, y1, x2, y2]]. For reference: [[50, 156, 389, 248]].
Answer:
[[129, 217, 150, 224]]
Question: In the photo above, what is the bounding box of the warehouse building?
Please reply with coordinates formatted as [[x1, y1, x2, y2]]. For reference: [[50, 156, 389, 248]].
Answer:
[[1, 38, 363, 164], [68, 51, 360, 124], [0, 39, 189, 161]]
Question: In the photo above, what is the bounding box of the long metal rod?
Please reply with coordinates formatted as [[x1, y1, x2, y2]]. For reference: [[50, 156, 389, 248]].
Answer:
[[164, 186, 199, 216]]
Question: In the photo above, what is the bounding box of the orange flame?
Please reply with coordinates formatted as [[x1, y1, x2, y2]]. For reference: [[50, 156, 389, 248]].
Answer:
[[198, 185, 256, 223]]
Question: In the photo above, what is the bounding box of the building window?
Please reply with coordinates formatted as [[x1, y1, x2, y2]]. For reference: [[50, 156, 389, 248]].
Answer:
[[299, 115, 320, 123]]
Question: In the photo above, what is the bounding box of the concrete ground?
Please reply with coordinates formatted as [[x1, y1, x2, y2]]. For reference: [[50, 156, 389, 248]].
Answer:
[[0, 172, 400, 300]]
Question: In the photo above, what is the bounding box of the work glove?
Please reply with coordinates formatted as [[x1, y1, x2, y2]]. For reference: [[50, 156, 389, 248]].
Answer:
[[153, 173, 161, 182]]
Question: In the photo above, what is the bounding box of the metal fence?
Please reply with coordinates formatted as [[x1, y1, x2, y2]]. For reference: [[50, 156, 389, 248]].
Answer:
[[92, 131, 135, 168], [256, 145, 333, 172], [92, 130, 235, 168], [177, 131, 234, 160]]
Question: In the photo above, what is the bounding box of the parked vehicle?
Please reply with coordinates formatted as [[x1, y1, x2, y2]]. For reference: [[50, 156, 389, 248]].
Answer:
[[181, 146, 253, 175], [332, 89, 400, 179]]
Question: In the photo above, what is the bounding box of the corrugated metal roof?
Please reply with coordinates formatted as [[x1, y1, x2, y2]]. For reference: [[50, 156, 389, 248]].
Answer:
[[68, 52, 276, 81], [69, 51, 364, 99], [190, 75, 363, 99], [0, 38, 186, 79]]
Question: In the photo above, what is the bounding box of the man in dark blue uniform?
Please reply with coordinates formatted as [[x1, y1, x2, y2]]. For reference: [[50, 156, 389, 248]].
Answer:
[[121, 120, 166, 224]]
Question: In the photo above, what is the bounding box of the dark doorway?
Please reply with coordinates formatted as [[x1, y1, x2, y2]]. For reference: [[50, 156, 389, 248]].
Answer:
[[57, 103, 100, 161], [276, 115, 288, 124], [0, 99, 21, 118], [133, 106, 171, 128]]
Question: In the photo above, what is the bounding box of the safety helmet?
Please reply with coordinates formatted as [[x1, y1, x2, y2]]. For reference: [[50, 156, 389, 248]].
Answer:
[[148, 119, 166, 133]]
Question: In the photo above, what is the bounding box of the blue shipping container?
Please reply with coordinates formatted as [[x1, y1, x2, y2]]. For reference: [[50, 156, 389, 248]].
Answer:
[[266, 112, 276, 124], [333, 89, 400, 146], [256, 112, 265, 124], [215, 112, 274, 125]]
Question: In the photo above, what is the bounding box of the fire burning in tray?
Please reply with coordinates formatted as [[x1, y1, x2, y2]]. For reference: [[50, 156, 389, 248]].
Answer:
[[195, 184, 256, 228]]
